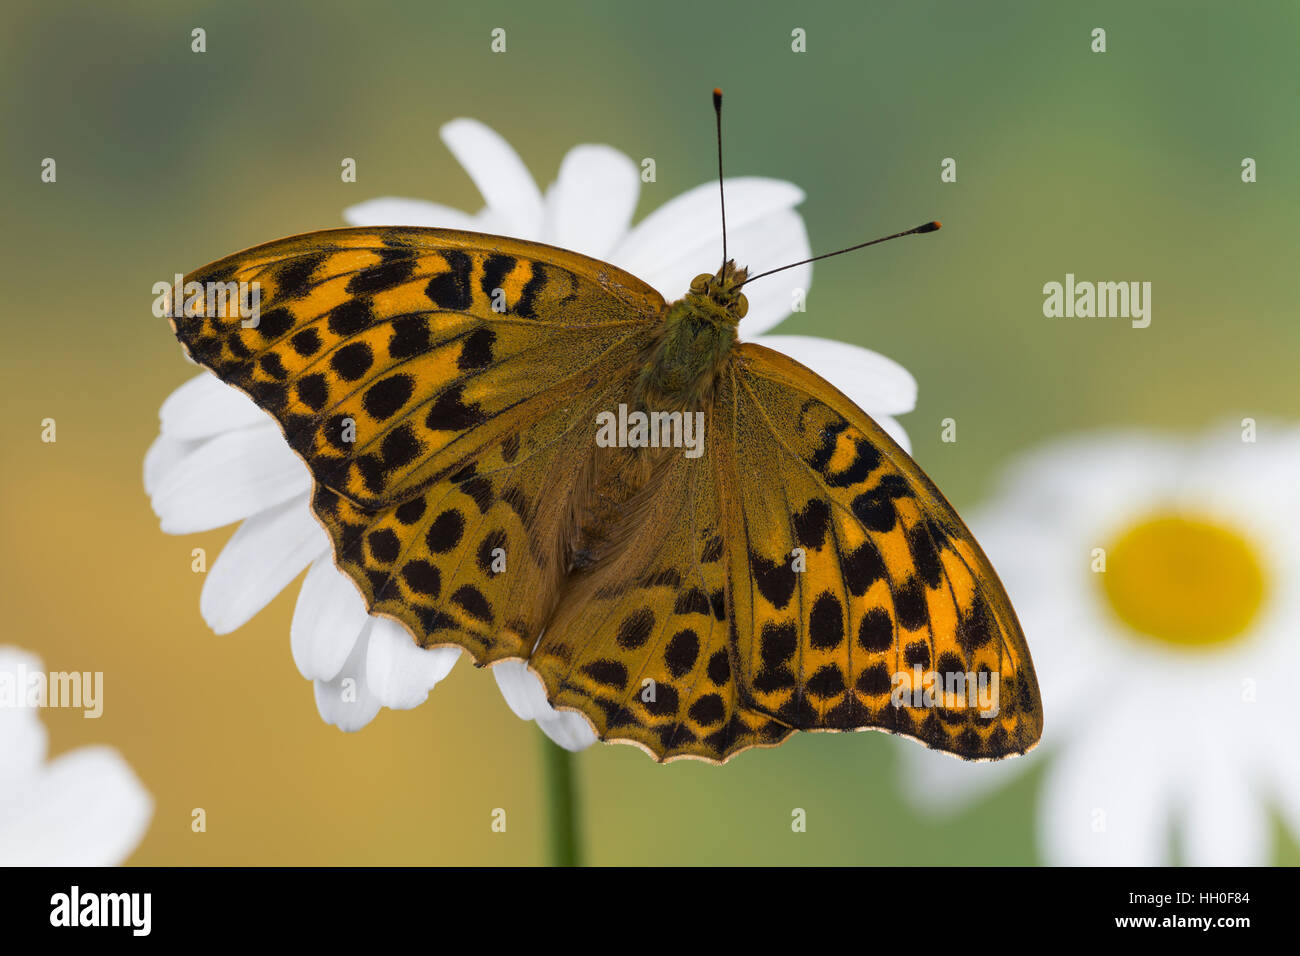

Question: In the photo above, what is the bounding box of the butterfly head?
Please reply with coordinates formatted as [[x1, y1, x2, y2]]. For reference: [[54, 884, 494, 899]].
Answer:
[[686, 260, 750, 325]]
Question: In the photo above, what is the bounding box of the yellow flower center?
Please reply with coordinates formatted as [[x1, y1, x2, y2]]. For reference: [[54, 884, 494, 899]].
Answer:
[[1101, 513, 1266, 648]]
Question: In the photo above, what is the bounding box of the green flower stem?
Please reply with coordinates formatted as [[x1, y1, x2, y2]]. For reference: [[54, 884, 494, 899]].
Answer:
[[541, 736, 582, 867]]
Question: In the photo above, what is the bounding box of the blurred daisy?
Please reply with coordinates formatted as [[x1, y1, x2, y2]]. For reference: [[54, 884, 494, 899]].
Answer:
[[0, 648, 152, 866], [900, 423, 1300, 865], [145, 118, 917, 749]]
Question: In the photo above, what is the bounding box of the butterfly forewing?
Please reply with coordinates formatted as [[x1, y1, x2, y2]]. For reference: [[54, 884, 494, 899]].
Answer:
[[172, 228, 664, 509]]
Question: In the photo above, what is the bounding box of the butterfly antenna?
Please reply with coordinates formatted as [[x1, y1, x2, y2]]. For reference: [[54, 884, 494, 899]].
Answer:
[[713, 88, 728, 269], [738, 220, 942, 287]]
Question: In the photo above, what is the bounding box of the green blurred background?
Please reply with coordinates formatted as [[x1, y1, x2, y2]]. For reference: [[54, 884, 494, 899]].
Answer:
[[3, 0, 1297, 864]]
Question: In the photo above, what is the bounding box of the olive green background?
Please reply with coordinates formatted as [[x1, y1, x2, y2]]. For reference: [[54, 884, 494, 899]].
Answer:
[[4, 0, 1297, 865]]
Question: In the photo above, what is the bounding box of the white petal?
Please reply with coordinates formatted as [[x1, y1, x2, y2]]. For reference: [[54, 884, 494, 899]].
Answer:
[[492, 658, 545, 721], [159, 372, 267, 440], [536, 709, 598, 752], [873, 414, 911, 454], [492, 661, 597, 751], [752, 334, 917, 417], [200, 500, 328, 634], [1267, 729, 1300, 854], [899, 740, 1035, 815], [1182, 731, 1269, 865], [364, 618, 459, 710], [0, 746, 152, 866], [290, 553, 370, 682], [440, 119, 544, 237], [143, 433, 200, 498], [343, 197, 479, 230], [150, 425, 312, 534], [729, 211, 812, 337], [1038, 706, 1173, 865], [0, 648, 47, 787], [313, 624, 382, 731], [610, 178, 805, 295], [542, 144, 639, 258]]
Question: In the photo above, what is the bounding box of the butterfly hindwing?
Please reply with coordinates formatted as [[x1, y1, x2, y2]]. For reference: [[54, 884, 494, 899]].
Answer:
[[721, 344, 1043, 759], [531, 389, 793, 762], [172, 227, 664, 510], [312, 370, 639, 663]]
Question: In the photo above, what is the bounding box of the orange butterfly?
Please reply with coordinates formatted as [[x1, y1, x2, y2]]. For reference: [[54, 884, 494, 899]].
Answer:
[[166, 92, 1042, 763]]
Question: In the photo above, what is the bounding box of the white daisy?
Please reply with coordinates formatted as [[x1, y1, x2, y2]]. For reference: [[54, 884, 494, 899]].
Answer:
[[899, 423, 1300, 865], [145, 119, 918, 750], [0, 648, 153, 866]]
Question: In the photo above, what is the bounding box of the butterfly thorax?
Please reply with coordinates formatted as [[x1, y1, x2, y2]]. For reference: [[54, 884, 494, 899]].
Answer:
[[635, 260, 749, 408], [568, 263, 749, 571]]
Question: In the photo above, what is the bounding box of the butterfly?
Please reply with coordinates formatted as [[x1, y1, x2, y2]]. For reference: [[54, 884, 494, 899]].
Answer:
[[167, 93, 1042, 764]]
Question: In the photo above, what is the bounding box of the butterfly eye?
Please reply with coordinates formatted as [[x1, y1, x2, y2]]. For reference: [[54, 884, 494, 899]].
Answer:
[[690, 273, 712, 293], [734, 293, 748, 318]]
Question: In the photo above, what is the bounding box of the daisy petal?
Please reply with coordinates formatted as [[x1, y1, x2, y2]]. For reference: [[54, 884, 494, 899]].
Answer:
[[752, 334, 918, 416], [343, 197, 478, 230], [143, 433, 200, 497], [492, 659, 544, 721], [151, 424, 312, 534], [364, 618, 460, 710], [200, 499, 328, 635], [1183, 731, 1268, 865], [900, 740, 1033, 814], [543, 144, 640, 259], [1268, 730, 1300, 856], [610, 178, 805, 295], [291, 553, 370, 682], [492, 661, 597, 751], [440, 118, 544, 236], [159, 372, 267, 440], [0, 648, 48, 786], [728, 210, 812, 337], [872, 414, 912, 454], [0, 745, 152, 866], [536, 709, 598, 752], [1038, 705, 1171, 865], [313, 624, 382, 731]]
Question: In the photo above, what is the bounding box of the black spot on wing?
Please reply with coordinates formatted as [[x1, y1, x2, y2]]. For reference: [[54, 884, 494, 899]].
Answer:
[[347, 250, 416, 294], [331, 342, 374, 381], [458, 327, 496, 371], [388, 316, 431, 360], [275, 253, 327, 293], [513, 265, 546, 319], [363, 374, 415, 421], [426, 251, 473, 310], [479, 254, 515, 300], [616, 609, 655, 649], [424, 384, 484, 431], [749, 549, 797, 609]]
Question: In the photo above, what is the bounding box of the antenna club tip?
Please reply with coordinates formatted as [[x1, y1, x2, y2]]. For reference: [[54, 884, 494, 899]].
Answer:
[[713, 88, 723, 105], [918, 220, 941, 233]]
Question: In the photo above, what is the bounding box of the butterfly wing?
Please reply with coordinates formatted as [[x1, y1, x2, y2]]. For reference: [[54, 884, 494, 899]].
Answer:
[[528, 344, 1041, 763], [171, 227, 664, 661], [530, 389, 794, 762], [172, 227, 664, 509], [721, 343, 1043, 759]]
